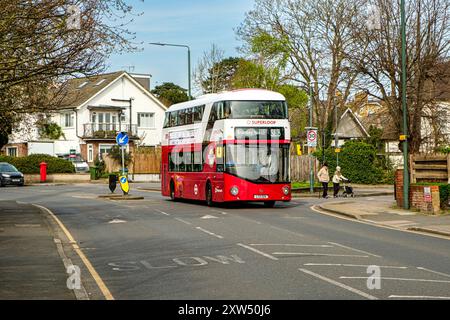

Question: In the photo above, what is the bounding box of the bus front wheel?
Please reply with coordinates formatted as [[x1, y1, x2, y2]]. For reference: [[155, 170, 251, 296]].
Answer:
[[206, 182, 214, 207], [263, 201, 276, 208]]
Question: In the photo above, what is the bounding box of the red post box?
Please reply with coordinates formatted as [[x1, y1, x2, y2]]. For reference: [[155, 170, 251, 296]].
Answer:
[[40, 162, 47, 183]]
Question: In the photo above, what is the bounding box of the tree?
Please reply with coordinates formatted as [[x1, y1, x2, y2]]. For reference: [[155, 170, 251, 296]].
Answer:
[[0, 0, 140, 131], [151, 82, 189, 107], [194, 44, 244, 94], [237, 0, 365, 136], [348, 0, 450, 154]]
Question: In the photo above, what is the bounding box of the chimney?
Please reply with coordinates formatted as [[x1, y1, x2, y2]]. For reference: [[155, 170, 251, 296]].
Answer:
[[130, 73, 151, 91]]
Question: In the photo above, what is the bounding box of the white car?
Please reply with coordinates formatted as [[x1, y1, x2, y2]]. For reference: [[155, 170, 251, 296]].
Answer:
[[60, 154, 90, 173]]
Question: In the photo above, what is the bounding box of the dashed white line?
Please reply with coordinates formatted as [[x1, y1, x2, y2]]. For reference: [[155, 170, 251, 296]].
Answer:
[[250, 244, 333, 248], [389, 295, 450, 300], [237, 243, 279, 261], [339, 276, 450, 284], [328, 242, 381, 258], [174, 217, 192, 225], [273, 252, 369, 258], [304, 263, 408, 269], [211, 209, 228, 215], [154, 209, 170, 216], [195, 227, 223, 239], [299, 268, 378, 300], [417, 267, 450, 278]]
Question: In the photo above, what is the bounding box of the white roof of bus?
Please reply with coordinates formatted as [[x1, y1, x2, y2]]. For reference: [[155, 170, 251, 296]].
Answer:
[[166, 89, 286, 112]]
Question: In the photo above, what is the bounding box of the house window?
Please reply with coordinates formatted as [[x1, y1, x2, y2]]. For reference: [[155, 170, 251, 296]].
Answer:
[[61, 112, 74, 128], [6, 147, 17, 157], [87, 144, 94, 162], [99, 144, 114, 159], [138, 113, 155, 128]]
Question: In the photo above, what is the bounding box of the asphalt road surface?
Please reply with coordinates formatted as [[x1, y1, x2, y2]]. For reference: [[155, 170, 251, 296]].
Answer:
[[1, 184, 449, 300]]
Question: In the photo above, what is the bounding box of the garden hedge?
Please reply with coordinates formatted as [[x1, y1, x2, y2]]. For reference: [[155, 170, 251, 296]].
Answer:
[[314, 140, 392, 184], [0, 154, 75, 174]]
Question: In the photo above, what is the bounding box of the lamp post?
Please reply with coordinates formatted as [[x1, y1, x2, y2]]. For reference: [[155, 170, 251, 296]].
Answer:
[[400, 0, 409, 209], [149, 42, 191, 100], [308, 83, 315, 193]]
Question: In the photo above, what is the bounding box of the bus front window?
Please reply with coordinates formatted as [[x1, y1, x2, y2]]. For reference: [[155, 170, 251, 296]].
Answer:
[[227, 101, 287, 119], [225, 143, 290, 183]]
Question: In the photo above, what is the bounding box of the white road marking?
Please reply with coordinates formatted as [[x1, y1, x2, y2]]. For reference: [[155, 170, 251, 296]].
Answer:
[[154, 209, 170, 216], [299, 268, 378, 300], [211, 209, 228, 215], [195, 227, 224, 239], [389, 295, 450, 300], [339, 276, 450, 283], [273, 252, 369, 258], [250, 244, 333, 248], [108, 219, 126, 224], [237, 243, 279, 261], [270, 225, 304, 237], [328, 242, 381, 258], [174, 217, 192, 225], [417, 267, 450, 278], [304, 263, 408, 269], [201, 215, 218, 219]]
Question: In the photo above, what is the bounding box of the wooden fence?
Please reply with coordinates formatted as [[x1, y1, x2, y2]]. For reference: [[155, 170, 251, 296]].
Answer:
[[290, 155, 320, 182], [410, 153, 450, 183], [130, 147, 161, 174]]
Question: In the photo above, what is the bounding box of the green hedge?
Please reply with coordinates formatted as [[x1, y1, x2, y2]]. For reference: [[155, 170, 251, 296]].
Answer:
[[314, 140, 389, 184], [0, 154, 75, 174]]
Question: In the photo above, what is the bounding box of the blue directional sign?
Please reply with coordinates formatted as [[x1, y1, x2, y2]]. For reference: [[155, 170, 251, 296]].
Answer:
[[116, 132, 129, 146]]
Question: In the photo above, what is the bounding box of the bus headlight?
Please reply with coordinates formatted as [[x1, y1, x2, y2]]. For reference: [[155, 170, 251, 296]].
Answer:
[[230, 186, 239, 196], [282, 185, 290, 195]]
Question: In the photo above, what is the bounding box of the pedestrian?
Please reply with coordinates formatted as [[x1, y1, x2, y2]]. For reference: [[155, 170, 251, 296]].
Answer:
[[317, 162, 330, 199], [332, 166, 347, 198]]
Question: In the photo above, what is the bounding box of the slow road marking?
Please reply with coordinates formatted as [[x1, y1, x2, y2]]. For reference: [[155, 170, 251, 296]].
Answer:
[[34, 204, 114, 300]]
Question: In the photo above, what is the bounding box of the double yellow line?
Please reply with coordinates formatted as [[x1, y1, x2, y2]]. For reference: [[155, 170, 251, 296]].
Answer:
[[34, 204, 114, 300]]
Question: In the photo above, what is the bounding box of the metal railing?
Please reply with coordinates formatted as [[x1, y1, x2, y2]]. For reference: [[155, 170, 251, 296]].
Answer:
[[83, 123, 138, 139]]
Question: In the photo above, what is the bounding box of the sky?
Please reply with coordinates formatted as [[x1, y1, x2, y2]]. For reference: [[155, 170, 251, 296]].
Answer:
[[106, 0, 255, 94]]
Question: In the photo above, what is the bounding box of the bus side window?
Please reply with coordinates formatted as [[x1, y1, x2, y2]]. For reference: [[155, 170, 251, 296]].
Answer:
[[207, 104, 217, 129], [169, 153, 175, 171], [184, 151, 192, 172], [170, 111, 177, 127], [186, 108, 193, 125], [179, 110, 185, 126], [163, 112, 170, 128], [193, 151, 202, 172]]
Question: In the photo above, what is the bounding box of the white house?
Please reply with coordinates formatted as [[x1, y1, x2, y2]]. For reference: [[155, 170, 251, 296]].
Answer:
[[3, 71, 167, 164]]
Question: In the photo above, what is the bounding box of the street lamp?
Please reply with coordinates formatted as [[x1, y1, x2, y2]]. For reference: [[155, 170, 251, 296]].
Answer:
[[400, 0, 409, 209], [149, 42, 191, 100]]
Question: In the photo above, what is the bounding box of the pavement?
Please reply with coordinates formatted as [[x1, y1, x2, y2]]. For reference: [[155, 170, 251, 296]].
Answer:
[[0, 201, 77, 299], [317, 196, 450, 238], [1, 183, 449, 300]]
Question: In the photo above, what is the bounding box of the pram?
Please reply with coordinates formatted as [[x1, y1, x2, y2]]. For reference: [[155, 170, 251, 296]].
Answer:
[[342, 179, 354, 197]]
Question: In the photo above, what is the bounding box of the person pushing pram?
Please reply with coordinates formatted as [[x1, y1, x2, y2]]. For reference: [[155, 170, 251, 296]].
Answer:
[[332, 166, 349, 198]]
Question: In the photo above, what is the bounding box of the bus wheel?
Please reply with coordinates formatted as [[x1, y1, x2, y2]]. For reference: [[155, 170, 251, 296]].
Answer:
[[206, 182, 214, 207], [170, 180, 177, 201], [264, 201, 276, 208]]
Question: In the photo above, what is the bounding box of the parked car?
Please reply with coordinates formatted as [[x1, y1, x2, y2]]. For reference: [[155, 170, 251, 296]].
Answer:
[[0, 162, 24, 187], [58, 154, 90, 173]]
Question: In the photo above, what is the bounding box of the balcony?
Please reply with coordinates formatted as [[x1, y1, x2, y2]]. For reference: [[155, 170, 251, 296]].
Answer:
[[83, 123, 138, 139]]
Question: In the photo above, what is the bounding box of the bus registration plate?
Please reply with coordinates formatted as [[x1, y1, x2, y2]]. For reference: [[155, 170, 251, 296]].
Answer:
[[254, 194, 269, 199]]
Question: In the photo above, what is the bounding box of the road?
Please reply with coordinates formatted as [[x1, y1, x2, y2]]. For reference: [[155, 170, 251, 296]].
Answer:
[[1, 184, 449, 300]]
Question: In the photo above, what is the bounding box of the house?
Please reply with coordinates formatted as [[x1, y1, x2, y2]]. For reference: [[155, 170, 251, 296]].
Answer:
[[2, 71, 167, 164], [331, 107, 370, 147]]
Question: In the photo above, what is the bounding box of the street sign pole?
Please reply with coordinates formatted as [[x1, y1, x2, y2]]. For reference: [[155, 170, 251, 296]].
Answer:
[[309, 85, 314, 194], [121, 145, 125, 176]]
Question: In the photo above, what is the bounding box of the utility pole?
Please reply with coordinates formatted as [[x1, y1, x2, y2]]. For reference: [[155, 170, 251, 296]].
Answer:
[[309, 84, 314, 193], [401, 0, 409, 209], [335, 103, 339, 166]]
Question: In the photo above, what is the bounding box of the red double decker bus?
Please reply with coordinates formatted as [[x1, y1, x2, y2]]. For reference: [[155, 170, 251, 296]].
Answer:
[[161, 89, 291, 207]]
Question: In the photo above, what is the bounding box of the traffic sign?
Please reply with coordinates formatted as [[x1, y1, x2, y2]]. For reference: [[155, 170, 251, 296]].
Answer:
[[306, 128, 318, 147], [119, 175, 129, 194], [116, 132, 129, 146]]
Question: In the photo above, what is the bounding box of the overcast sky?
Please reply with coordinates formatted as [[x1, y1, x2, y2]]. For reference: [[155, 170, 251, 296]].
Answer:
[[106, 0, 255, 94]]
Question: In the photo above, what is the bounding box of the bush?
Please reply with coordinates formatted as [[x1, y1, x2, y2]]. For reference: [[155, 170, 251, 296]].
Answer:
[[0, 154, 75, 174], [314, 140, 386, 184]]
